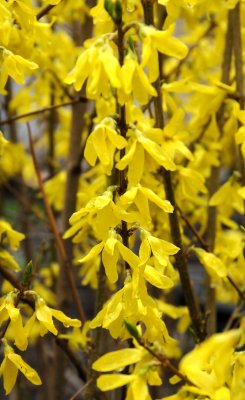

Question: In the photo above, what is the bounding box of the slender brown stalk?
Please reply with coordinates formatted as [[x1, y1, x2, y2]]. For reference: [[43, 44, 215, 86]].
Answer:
[[68, 379, 93, 400], [227, 276, 245, 302], [3, 182, 44, 220], [117, 19, 130, 268], [177, 206, 245, 303], [55, 338, 87, 381], [205, 8, 234, 335], [36, 4, 57, 20], [142, 0, 206, 342], [232, 3, 245, 224], [0, 264, 22, 290], [0, 98, 87, 126], [143, 343, 194, 386], [47, 84, 56, 177], [27, 124, 86, 324], [57, 14, 96, 400]]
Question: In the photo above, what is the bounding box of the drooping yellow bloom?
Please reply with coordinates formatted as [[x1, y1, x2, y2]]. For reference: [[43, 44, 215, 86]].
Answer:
[[117, 185, 174, 228], [194, 248, 227, 280], [0, 220, 25, 250], [118, 52, 157, 105], [0, 249, 21, 271], [64, 186, 134, 241], [139, 229, 179, 266], [84, 117, 127, 174], [65, 42, 122, 98], [180, 329, 242, 398], [0, 339, 41, 395], [0, 48, 38, 93], [58, 322, 91, 350], [0, 291, 28, 350], [116, 129, 176, 187], [26, 296, 81, 336], [93, 343, 162, 399], [78, 229, 139, 283], [140, 24, 188, 82], [90, 268, 174, 345]]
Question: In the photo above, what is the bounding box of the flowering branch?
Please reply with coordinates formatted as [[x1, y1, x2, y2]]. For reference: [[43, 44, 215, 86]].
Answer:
[[0, 97, 87, 126]]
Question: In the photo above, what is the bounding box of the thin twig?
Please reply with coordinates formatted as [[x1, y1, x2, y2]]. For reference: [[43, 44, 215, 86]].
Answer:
[[164, 20, 217, 80], [232, 3, 245, 224], [55, 338, 87, 382], [68, 379, 93, 400], [4, 182, 44, 220], [227, 276, 245, 302], [27, 124, 86, 324], [117, 18, 130, 270], [36, 4, 57, 20], [143, 343, 194, 386], [0, 98, 87, 126], [224, 301, 243, 331], [176, 205, 209, 251], [177, 205, 245, 303]]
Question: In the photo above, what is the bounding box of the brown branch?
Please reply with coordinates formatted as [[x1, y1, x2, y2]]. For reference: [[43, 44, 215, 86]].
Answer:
[[68, 379, 93, 400], [0, 264, 22, 291], [27, 124, 86, 324], [36, 4, 57, 20], [0, 98, 87, 126], [176, 205, 209, 251], [55, 338, 87, 381], [4, 181, 44, 221], [142, 0, 206, 343], [143, 343, 194, 386], [232, 3, 245, 224], [117, 19, 130, 270], [227, 276, 245, 302]]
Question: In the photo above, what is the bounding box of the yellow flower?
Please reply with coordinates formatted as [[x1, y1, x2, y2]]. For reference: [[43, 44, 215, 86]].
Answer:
[[0, 220, 25, 250], [93, 345, 162, 399], [65, 42, 122, 98], [64, 186, 137, 241], [117, 185, 174, 228], [78, 229, 139, 283], [26, 296, 81, 336], [0, 291, 27, 350], [118, 52, 157, 105], [116, 130, 176, 186], [58, 322, 91, 350], [178, 167, 207, 200], [140, 24, 188, 81], [180, 329, 241, 394], [90, 268, 173, 344], [139, 229, 179, 266], [0, 48, 38, 94], [0, 339, 41, 395], [0, 131, 8, 156], [194, 248, 227, 280], [0, 248, 21, 271], [84, 117, 127, 174]]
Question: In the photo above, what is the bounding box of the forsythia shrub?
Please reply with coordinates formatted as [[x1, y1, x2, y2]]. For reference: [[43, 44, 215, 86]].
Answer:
[[0, 0, 245, 399]]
